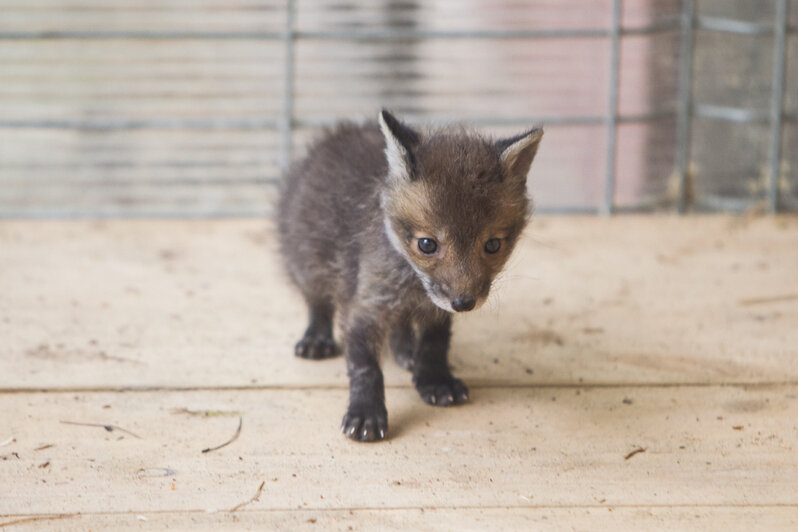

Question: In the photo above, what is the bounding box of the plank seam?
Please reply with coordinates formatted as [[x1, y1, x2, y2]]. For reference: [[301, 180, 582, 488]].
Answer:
[[1, 381, 797, 394], [3, 502, 798, 520]]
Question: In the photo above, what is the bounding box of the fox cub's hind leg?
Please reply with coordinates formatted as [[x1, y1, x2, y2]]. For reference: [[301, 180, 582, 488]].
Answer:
[[412, 314, 469, 406], [294, 301, 338, 359], [389, 314, 416, 371]]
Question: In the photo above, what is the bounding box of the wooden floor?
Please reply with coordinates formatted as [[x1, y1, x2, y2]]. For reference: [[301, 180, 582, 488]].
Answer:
[[1, 216, 797, 530]]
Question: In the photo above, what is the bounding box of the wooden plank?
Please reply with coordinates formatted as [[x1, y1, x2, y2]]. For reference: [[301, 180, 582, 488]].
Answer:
[[0, 38, 611, 122], [296, 0, 618, 32], [0, 1, 286, 33], [3, 507, 798, 531], [1, 385, 797, 514], [0, 0, 621, 34], [1, 216, 797, 389], [0, 128, 281, 216], [0, 41, 284, 122], [0, 124, 607, 215], [0, 183, 277, 218], [0, 129, 281, 174], [293, 38, 610, 121]]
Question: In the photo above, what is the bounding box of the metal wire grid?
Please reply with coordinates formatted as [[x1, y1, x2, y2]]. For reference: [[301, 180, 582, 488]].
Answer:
[[1, 0, 795, 214]]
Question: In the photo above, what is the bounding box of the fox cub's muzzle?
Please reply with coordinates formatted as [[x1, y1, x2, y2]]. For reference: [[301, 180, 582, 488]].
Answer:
[[451, 296, 476, 312]]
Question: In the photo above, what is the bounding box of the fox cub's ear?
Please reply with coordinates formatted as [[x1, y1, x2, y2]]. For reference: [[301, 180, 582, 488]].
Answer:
[[379, 109, 421, 183], [496, 128, 543, 185]]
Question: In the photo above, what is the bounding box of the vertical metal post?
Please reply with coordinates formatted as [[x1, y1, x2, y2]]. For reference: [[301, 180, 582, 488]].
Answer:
[[603, 0, 622, 215], [675, 0, 695, 213], [767, 0, 789, 213], [280, 0, 296, 173]]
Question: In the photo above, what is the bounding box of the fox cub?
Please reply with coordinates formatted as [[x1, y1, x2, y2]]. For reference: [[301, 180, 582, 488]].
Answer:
[[278, 110, 542, 442]]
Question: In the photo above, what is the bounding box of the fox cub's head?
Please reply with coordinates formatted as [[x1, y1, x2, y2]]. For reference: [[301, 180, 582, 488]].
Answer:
[[379, 110, 542, 313]]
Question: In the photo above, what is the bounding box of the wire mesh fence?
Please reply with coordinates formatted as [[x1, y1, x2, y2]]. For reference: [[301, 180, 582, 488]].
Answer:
[[0, 0, 795, 217]]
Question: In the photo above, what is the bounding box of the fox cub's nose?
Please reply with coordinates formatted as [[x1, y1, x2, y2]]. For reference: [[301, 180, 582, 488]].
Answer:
[[451, 296, 476, 312]]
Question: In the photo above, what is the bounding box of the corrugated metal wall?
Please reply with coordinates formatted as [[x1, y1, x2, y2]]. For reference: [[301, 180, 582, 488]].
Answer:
[[0, 0, 795, 217]]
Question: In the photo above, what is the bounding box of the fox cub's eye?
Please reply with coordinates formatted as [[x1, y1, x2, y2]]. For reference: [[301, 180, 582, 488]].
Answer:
[[484, 238, 501, 254], [418, 238, 438, 254]]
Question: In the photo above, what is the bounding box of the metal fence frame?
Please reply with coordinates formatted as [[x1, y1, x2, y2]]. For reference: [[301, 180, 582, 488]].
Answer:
[[1, 0, 795, 215]]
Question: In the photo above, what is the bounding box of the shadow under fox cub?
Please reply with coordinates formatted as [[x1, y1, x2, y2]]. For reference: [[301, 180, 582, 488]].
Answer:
[[278, 110, 542, 442]]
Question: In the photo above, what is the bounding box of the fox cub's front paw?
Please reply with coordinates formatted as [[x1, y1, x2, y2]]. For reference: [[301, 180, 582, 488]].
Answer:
[[294, 331, 338, 360], [413, 372, 469, 406], [341, 402, 388, 442]]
